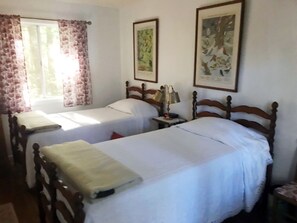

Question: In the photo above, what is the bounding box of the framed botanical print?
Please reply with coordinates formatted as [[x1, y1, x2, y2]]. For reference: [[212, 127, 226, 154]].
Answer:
[[133, 19, 158, 83], [194, 0, 244, 92]]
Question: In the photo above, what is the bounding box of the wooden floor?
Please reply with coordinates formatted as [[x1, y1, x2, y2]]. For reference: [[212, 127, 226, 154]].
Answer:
[[0, 163, 39, 223], [0, 161, 293, 223]]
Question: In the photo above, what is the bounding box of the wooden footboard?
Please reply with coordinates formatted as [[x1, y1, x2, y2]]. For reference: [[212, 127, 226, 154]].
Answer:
[[33, 143, 85, 223], [8, 111, 27, 173]]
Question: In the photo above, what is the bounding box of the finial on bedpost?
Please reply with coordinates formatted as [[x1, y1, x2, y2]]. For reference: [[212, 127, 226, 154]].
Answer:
[[268, 101, 278, 158], [141, 83, 145, 100], [192, 91, 197, 120], [226, 95, 232, 120], [126, 81, 129, 98]]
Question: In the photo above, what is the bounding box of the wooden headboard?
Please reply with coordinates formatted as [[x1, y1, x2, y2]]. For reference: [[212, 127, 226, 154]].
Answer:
[[192, 91, 279, 157], [126, 81, 163, 115]]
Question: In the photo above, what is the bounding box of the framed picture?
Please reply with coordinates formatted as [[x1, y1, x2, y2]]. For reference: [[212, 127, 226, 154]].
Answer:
[[194, 0, 244, 92], [133, 19, 158, 83]]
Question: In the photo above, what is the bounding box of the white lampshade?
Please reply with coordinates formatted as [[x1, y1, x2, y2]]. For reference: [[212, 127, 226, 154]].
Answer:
[[152, 90, 163, 103], [169, 91, 180, 104]]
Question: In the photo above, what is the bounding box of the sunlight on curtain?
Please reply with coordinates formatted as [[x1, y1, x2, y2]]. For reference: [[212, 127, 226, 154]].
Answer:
[[0, 15, 31, 113], [58, 20, 92, 107]]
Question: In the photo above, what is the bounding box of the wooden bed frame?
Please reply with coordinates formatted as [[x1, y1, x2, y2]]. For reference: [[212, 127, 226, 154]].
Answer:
[[33, 144, 85, 223], [192, 91, 278, 216], [32, 91, 279, 222], [8, 81, 163, 174]]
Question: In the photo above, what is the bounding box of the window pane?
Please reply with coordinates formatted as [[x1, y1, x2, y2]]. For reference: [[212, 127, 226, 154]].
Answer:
[[22, 22, 62, 100], [22, 25, 43, 99], [39, 26, 62, 97]]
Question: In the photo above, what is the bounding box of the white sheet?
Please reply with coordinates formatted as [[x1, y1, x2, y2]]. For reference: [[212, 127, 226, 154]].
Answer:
[[80, 119, 272, 223], [26, 106, 157, 188]]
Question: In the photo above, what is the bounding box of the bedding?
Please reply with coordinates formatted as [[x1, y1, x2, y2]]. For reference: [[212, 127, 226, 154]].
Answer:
[[15, 110, 61, 132], [42, 117, 272, 223], [25, 98, 158, 188]]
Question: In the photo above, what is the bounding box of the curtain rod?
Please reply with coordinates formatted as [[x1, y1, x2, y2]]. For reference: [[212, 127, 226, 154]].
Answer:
[[21, 16, 92, 25]]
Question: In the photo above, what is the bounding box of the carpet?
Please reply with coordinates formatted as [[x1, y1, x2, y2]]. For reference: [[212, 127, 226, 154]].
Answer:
[[0, 203, 19, 223]]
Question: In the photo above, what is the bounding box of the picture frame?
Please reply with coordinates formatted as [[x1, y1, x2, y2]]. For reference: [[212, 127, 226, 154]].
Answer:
[[194, 0, 244, 92], [133, 19, 158, 83]]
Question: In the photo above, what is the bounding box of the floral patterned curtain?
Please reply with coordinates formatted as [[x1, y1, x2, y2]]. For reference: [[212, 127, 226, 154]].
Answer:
[[58, 20, 92, 107], [0, 15, 31, 113]]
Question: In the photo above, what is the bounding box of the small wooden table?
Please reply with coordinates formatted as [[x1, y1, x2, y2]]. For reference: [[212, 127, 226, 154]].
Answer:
[[152, 116, 187, 129]]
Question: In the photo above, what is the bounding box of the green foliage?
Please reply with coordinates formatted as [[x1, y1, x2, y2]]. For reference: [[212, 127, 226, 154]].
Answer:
[[137, 28, 153, 72], [22, 23, 62, 100]]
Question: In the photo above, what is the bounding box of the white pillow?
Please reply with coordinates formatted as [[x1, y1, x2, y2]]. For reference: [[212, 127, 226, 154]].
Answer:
[[107, 98, 158, 117], [176, 117, 269, 151]]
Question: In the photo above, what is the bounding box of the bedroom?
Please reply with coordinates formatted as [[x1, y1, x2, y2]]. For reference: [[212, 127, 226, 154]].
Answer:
[[0, 0, 296, 222]]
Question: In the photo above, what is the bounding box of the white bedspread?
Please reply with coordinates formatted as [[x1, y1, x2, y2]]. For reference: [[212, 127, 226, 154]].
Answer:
[[82, 118, 272, 223], [26, 106, 157, 188]]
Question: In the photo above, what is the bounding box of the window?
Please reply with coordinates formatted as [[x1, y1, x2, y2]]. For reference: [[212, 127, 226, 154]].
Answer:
[[21, 20, 62, 101]]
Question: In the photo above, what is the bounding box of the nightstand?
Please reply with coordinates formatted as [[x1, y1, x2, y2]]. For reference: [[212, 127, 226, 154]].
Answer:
[[152, 116, 187, 129]]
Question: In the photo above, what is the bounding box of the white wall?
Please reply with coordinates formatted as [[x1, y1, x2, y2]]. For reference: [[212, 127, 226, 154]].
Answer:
[[0, 0, 122, 155], [119, 0, 297, 183], [0, 0, 122, 112]]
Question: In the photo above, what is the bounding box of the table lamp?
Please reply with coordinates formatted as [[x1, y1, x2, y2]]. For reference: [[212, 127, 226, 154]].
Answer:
[[153, 85, 180, 119]]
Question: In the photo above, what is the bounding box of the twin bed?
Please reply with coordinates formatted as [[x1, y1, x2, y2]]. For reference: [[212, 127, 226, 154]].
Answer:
[[8, 81, 163, 188], [33, 92, 278, 223]]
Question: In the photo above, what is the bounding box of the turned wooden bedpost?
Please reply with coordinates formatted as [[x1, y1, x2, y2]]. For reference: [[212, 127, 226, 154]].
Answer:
[[265, 101, 278, 209], [261, 101, 279, 218], [141, 83, 145, 100], [159, 85, 164, 116], [268, 101, 278, 159], [33, 143, 45, 223], [19, 125, 28, 174], [226, 95, 232, 120], [125, 81, 129, 98], [192, 91, 197, 120]]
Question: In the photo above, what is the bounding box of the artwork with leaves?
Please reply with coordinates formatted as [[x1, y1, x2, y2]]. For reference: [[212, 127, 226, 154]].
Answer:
[[133, 19, 158, 83], [194, 0, 244, 92]]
